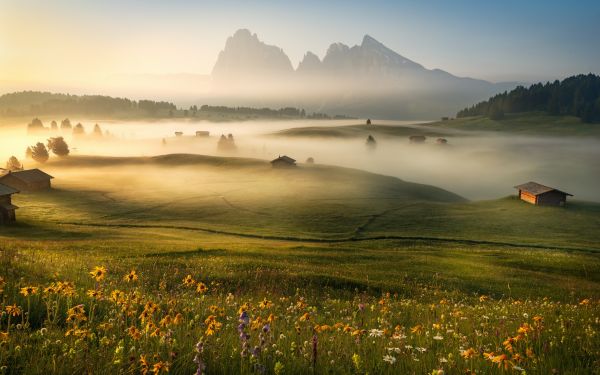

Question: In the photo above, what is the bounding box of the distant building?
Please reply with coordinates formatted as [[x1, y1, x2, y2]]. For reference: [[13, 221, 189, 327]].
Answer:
[[0, 183, 19, 224], [174, 132, 183, 137], [409, 135, 426, 144], [196, 131, 210, 137], [271, 155, 297, 168], [0, 169, 54, 191], [514, 182, 572, 206], [306, 157, 315, 164]]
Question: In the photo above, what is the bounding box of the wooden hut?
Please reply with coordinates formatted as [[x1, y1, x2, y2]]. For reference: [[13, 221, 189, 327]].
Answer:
[[409, 135, 426, 144], [270, 155, 296, 168], [0, 169, 53, 191], [0, 183, 19, 224], [514, 182, 572, 206]]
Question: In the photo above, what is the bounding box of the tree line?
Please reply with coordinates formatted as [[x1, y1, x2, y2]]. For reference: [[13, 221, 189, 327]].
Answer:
[[2, 136, 70, 171], [0, 91, 176, 117], [0, 91, 353, 119], [457, 73, 600, 123], [27, 118, 108, 137]]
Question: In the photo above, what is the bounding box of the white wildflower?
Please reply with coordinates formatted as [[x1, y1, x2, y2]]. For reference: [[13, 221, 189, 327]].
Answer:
[[369, 329, 384, 337], [383, 355, 397, 364]]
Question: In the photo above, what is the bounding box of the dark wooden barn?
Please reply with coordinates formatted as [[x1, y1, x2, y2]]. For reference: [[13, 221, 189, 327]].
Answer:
[[409, 135, 426, 144], [270, 155, 297, 168], [514, 182, 572, 206], [0, 183, 19, 224], [0, 169, 54, 191]]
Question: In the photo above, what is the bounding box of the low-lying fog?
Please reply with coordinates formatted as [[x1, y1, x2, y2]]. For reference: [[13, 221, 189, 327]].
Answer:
[[1, 118, 599, 201]]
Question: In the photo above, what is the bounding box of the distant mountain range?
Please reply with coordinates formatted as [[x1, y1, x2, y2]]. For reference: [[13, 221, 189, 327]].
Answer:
[[209, 29, 521, 119]]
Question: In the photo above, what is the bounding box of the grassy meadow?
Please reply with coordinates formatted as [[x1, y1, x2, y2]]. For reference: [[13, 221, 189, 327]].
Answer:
[[426, 112, 600, 137], [273, 112, 600, 139], [0, 155, 599, 374]]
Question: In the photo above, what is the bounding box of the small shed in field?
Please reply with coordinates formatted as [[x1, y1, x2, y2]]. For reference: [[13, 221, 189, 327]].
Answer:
[[514, 182, 572, 206], [0, 169, 54, 191], [0, 183, 19, 224], [409, 135, 426, 144], [270, 155, 296, 168]]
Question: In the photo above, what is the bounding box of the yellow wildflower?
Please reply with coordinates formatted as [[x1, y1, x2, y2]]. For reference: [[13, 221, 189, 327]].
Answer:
[[182, 275, 195, 287], [259, 298, 273, 309], [461, 347, 477, 359], [128, 326, 142, 340], [152, 361, 169, 373], [5, 304, 21, 317], [87, 289, 103, 300], [410, 324, 423, 335], [299, 312, 310, 322], [196, 282, 208, 294], [124, 270, 139, 282], [20, 286, 38, 297], [89, 266, 107, 282]]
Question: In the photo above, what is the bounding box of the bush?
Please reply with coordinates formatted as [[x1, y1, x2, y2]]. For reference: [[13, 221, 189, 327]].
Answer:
[[47, 137, 70, 157], [30, 142, 50, 163]]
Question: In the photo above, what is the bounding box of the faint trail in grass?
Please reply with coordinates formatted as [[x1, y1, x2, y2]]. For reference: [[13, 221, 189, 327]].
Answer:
[[97, 194, 219, 219], [218, 195, 270, 216], [353, 205, 415, 237], [50, 220, 599, 253]]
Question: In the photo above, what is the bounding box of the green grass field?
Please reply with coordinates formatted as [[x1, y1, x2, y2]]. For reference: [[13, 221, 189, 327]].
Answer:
[[426, 112, 600, 137], [273, 123, 453, 139], [0, 154, 598, 373], [274, 112, 600, 138]]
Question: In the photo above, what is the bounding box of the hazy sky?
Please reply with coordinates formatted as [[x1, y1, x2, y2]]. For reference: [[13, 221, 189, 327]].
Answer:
[[1, 0, 599, 92]]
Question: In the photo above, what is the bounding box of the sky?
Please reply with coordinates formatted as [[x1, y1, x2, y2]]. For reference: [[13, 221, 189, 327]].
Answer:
[[1, 0, 599, 94]]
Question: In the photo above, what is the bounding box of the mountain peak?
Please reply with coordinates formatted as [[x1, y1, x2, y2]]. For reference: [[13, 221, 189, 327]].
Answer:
[[297, 51, 322, 73], [231, 28, 260, 42], [361, 34, 380, 47], [212, 29, 293, 81]]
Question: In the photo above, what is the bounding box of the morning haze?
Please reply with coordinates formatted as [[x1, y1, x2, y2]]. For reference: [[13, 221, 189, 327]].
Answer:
[[0, 1, 599, 374]]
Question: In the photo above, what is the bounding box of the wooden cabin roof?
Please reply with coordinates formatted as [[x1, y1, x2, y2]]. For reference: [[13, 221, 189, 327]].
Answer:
[[271, 155, 296, 164], [0, 183, 19, 196], [514, 181, 573, 196], [0, 203, 19, 210], [0, 169, 54, 184]]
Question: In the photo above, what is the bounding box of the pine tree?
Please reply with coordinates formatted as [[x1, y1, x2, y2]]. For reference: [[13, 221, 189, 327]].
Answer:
[[73, 123, 85, 136], [61, 118, 72, 130], [93, 124, 103, 137]]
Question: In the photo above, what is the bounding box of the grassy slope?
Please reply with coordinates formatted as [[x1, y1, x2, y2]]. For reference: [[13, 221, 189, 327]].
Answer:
[[273, 123, 452, 138], [274, 112, 600, 138], [1, 154, 599, 300], [426, 112, 600, 136]]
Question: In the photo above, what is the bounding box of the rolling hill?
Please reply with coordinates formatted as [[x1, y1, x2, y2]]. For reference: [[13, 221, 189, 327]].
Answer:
[[8, 154, 600, 250]]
